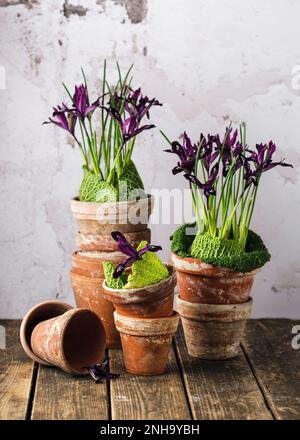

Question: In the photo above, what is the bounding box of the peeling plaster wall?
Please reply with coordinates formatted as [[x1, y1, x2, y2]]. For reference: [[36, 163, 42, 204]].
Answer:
[[0, 0, 300, 318]]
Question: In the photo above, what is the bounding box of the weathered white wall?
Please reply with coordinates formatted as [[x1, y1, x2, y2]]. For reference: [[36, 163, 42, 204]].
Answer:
[[0, 0, 299, 318]]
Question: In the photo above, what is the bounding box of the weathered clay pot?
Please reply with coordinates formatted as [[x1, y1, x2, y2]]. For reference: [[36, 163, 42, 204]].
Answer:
[[103, 265, 176, 318], [171, 252, 257, 304], [70, 270, 121, 349], [177, 296, 253, 360], [76, 228, 151, 252], [71, 250, 124, 278], [30, 308, 106, 375], [20, 300, 73, 366], [70, 195, 154, 235], [114, 311, 180, 375]]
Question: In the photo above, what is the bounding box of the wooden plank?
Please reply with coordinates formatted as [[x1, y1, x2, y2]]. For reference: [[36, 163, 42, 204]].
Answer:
[[175, 324, 273, 420], [0, 320, 35, 420], [242, 319, 300, 420], [31, 365, 109, 420], [109, 346, 191, 420]]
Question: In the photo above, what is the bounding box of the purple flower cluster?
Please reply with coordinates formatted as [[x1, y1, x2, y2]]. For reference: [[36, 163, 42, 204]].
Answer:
[[43, 84, 100, 137], [165, 128, 292, 197], [103, 87, 162, 144], [111, 231, 162, 278]]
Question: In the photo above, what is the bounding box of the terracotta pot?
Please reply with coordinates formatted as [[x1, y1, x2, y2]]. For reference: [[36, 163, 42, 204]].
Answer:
[[30, 308, 106, 375], [76, 228, 151, 252], [171, 252, 257, 304], [103, 265, 176, 319], [177, 296, 253, 360], [70, 270, 121, 349], [114, 311, 180, 375], [70, 195, 154, 235], [71, 250, 124, 278], [20, 300, 73, 366]]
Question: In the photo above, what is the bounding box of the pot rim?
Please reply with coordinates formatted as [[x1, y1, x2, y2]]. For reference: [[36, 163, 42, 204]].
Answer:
[[114, 310, 180, 336], [102, 264, 176, 295], [72, 250, 124, 261], [20, 300, 73, 366], [177, 296, 253, 321], [171, 251, 259, 278], [71, 193, 154, 210], [58, 308, 106, 375]]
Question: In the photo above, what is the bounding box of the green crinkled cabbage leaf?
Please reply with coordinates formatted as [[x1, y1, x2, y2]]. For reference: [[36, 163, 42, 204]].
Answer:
[[118, 160, 146, 201], [170, 223, 197, 257], [102, 261, 127, 289], [124, 241, 169, 289], [170, 224, 271, 273], [79, 168, 118, 203]]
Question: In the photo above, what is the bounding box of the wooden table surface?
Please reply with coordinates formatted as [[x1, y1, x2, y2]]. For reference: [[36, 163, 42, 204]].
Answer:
[[0, 319, 299, 420]]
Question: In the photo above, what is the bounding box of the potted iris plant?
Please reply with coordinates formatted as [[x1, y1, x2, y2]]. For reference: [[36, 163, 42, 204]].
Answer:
[[44, 62, 161, 348], [162, 123, 292, 359], [102, 232, 179, 376], [44, 62, 161, 235]]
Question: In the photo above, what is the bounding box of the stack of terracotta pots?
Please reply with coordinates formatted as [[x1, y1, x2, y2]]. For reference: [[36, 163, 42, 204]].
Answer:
[[103, 265, 180, 375], [172, 253, 256, 360], [70, 196, 153, 348]]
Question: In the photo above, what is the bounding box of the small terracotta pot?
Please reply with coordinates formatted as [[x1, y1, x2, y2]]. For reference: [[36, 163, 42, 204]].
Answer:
[[70, 270, 121, 349], [76, 228, 151, 252], [177, 296, 253, 360], [71, 250, 124, 278], [171, 252, 257, 304], [20, 300, 73, 366], [30, 308, 106, 375], [103, 265, 176, 319], [114, 311, 180, 375], [70, 195, 154, 235]]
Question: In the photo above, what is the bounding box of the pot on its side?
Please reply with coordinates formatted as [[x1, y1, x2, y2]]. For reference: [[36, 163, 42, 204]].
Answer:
[[172, 252, 256, 304], [20, 300, 73, 366], [114, 311, 180, 376], [103, 265, 176, 319], [76, 228, 151, 252], [177, 296, 253, 360], [70, 270, 121, 349], [70, 195, 154, 235], [30, 308, 106, 375]]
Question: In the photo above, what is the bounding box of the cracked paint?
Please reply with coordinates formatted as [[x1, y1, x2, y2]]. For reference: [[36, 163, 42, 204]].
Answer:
[[63, 1, 87, 18], [114, 0, 147, 24]]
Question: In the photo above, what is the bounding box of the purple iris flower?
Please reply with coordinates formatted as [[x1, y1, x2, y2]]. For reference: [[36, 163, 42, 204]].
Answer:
[[111, 231, 162, 278], [185, 162, 219, 197], [103, 87, 161, 144], [43, 103, 77, 136], [88, 357, 119, 383], [244, 141, 292, 188], [165, 132, 198, 175], [72, 84, 100, 120]]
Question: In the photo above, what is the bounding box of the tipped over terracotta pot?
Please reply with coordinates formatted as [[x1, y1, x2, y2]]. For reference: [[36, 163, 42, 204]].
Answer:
[[114, 311, 180, 375], [177, 296, 253, 360], [171, 252, 257, 304], [30, 308, 106, 375], [20, 300, 73, 366], [103, 265, 176, 319], [70, 195, 154, 235]]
